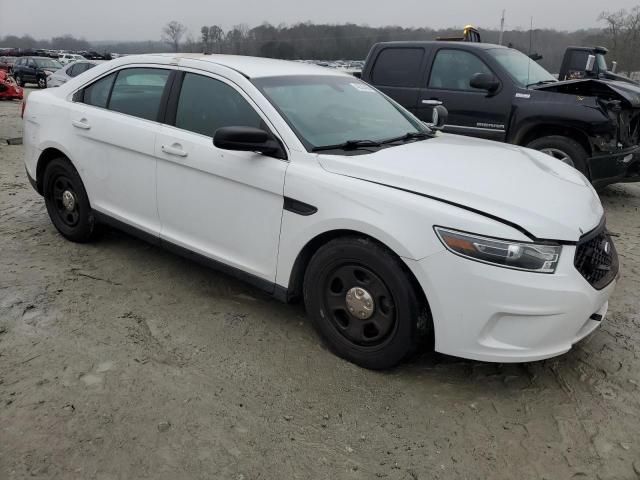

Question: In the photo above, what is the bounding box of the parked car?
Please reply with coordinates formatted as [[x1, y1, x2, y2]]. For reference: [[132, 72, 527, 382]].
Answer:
[[47, 61, 98, 87], [13, 56, 63, 88], [58, 53, 87, 65], [23, 54, 618, 369], [361, 41, 640, 189], [0, 70, 23, 100], [0, 56, 17, 74]]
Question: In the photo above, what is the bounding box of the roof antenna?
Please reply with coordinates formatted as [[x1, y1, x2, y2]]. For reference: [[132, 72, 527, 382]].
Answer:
[[527, 16, 533, 87]]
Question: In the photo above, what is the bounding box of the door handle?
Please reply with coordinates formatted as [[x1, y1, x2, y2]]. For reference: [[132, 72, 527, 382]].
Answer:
[[161, 144, 188, 157], [421, 99, 443, 106], [71, 119, 91, 130]]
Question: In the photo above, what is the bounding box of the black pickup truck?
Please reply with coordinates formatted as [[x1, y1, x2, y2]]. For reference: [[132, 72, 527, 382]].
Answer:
[[361, 41, 640, 189]]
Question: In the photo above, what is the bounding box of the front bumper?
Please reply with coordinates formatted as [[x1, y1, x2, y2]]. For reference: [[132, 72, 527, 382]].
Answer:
[[405, 245, 617, 363], [589, 145, 640, 189]]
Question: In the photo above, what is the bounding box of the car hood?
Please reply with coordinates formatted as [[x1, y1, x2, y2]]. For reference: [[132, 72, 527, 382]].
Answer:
[[534, 78, 640, 107], [317, 134, 603, 242]]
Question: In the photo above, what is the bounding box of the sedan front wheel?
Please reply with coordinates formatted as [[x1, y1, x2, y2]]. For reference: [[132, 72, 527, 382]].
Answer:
[[303, 236, 424, 370]]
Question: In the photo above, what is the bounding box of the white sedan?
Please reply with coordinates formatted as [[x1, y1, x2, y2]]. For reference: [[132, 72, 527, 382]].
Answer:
[[47, 61, 99, 87], [22, 54, 618, 369]]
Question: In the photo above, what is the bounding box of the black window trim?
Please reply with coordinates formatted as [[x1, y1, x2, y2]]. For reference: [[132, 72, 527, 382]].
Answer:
[[426, 47, 501, 94]]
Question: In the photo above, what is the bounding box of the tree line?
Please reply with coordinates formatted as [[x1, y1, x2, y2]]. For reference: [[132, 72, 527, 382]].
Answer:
[[2, 6, 640, 74]]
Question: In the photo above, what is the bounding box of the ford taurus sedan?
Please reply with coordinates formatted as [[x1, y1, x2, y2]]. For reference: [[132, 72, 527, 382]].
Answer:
[[22, 54, 618, 369]]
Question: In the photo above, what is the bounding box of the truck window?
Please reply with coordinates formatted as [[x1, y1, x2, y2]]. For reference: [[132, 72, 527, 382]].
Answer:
[[371, 48, 424, 87], [428, 49, 492, 91]]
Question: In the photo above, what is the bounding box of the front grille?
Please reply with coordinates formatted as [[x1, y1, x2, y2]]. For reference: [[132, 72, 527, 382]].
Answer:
[[574, 226, 619, 290]]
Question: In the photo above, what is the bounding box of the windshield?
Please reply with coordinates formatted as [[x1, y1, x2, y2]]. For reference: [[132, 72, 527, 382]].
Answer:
[[488, 48, 556, 88], [34, 58, 63, 69], [253, 75, 427, 151]]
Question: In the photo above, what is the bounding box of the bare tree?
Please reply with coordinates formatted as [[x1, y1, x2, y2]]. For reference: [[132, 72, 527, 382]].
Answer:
[[201, 25, 223, 53], [599, 7, 640, 75], [162, 21, 186, 52]]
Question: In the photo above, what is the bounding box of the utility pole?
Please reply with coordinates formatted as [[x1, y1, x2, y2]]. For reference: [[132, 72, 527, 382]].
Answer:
[[498, 9, 505, 45]]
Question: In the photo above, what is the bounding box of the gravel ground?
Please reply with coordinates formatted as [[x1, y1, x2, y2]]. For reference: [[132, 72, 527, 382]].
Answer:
[[1, 92, 639, 480]]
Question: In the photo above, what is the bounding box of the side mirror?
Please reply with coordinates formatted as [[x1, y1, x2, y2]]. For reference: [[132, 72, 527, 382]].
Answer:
[[611, 61, 618, 73], [429, 105, 448, 131], [214, 126, 286, 159], [469, 73, 500, 94], [586, 54, 596, 73]]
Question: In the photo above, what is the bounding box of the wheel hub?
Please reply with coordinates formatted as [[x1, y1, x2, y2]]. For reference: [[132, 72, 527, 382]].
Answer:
[[61, 190, 76, 212], [345, 287, 375, 320]]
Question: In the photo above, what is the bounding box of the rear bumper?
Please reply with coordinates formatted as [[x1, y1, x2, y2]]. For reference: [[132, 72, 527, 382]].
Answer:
[[589, 146, 640, 189]]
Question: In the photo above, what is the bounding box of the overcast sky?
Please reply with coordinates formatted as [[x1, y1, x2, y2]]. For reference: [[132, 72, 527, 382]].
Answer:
[[1, 0, 639, 41]]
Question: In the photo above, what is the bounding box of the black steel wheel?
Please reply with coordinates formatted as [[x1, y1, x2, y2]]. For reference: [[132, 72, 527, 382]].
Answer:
[[322, 264, 397, 346], [43, 158, 97, 242], [304, 236, 425, 370]]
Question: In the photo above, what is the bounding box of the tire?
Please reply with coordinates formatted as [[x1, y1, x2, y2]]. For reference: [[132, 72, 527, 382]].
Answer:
[[303, 236, 422, 370], [526, 135, 589, 178], [14, 75, 23, 87], [43, 158, 97, 243], [37, 76, 47, 89]]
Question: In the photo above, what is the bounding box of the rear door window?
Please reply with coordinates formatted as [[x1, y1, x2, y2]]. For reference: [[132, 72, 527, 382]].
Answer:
[[371, 48, 425, 87], [174, 73, 263, 137], [108, 68, 171, 121], [428, 49, 493, 91]]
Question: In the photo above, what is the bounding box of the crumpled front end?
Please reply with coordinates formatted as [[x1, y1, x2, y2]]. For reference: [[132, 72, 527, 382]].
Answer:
[[535, 78, 640, 185], [0, 71, 23, 100]]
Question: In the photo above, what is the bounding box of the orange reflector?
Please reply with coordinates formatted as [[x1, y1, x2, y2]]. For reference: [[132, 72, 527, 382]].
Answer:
[[442, 234, 476, 253]]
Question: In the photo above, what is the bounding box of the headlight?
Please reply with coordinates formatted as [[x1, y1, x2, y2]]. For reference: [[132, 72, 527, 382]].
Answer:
[[434, 227, 562, 273]]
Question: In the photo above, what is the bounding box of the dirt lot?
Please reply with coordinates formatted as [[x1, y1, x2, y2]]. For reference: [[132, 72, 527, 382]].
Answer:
[[1, 92, 639, 480]]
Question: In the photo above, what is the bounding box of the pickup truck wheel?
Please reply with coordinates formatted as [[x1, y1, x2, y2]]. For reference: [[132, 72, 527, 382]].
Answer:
[[303, 236, 420, 370], [43, 158, 97, 243], [526, 136, 589, 178]]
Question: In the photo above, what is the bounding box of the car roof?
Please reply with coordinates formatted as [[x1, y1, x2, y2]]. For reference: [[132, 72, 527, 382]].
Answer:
[[126, 53, 348, 79], [374, 41, 508, 50]]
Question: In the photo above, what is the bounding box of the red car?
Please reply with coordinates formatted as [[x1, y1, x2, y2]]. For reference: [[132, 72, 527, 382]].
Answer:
[[0, 70, 23, 100]]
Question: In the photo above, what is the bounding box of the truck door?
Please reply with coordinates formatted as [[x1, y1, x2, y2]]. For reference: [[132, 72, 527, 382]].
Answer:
[[418, 48, 510, 142], [366, 46, 428, 115]]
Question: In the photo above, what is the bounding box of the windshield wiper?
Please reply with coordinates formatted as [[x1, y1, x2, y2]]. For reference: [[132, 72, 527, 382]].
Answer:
[[380, 131, 434, 145], [526, 79, 557, 88], [311, 139, 381, 152]]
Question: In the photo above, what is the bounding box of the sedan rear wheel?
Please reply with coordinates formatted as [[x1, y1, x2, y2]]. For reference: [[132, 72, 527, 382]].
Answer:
[[37, 76, 47, 89], [43, 158, 97, 243]]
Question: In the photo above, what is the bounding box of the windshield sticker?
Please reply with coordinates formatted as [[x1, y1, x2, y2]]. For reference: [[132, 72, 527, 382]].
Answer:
[[351, 83, 375, 93]]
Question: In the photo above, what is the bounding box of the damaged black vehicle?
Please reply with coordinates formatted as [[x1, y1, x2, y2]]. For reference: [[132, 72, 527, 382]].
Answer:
[[361, 41, 640, 189]]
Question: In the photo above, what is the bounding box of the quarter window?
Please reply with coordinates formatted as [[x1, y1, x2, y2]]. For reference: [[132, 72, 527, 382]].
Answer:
[[371, 48, 424, 87], [83, 72, 116, 108], [108, 68, 171, 121], [175, 73, 262, 137], [429, 49, 493, 91]]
